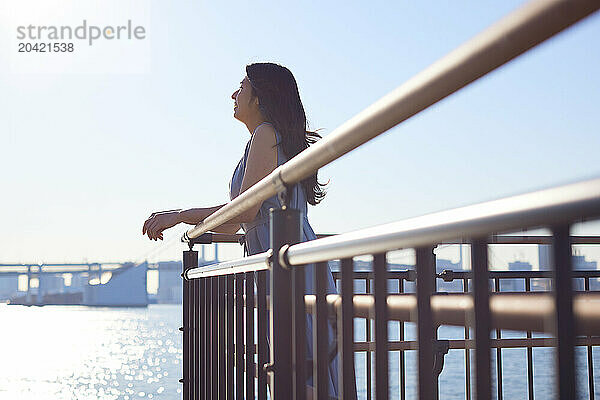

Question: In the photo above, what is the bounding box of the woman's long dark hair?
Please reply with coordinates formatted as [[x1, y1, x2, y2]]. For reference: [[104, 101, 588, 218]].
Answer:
[[246, 62, 326, 205]]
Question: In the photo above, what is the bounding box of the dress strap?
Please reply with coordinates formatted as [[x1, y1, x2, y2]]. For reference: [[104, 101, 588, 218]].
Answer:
[[252, 121, 272, 135]]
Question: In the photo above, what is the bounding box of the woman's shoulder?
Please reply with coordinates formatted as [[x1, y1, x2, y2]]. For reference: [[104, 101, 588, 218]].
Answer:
[[253, 121, 278, 141], [249, 122, 278, 152]]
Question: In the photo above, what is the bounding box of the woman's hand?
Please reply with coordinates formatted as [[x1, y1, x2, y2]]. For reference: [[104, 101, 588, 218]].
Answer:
[[142, 210, 182, 241]]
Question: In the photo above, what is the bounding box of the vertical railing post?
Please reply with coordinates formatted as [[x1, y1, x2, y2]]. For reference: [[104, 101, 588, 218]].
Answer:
[[314, 261, 330, 399], [292, 252, 307, 400], [219, 276, 226, 400], [431, 249, 439, 400], [211, 278, 219, 396], [339, 258, 358, 400], [493, 278, 503, 400], [374, 253, 389, 400], [400, 275, 407, 400], [552, 224, 575, 400], [191, 276, 198, 399], [204, 275, 211, 400], [226, 275, 234, 400], [257, 271, 269, 400], [207, 277, 214, 399], [235, 274, 244, 400], [472, 238, 491, 400], [200, 278, 207, 400], [245, 272, 255, 400], [463, 277, 471, 400], [269, 207, 301, 399], [416, 246, 435, 400], [584, 277, 595, 400], [525, 278, 534, 400], [182, 248, 198, 400]]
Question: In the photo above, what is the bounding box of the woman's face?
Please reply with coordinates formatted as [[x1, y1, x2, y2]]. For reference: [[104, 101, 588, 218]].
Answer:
[[231, 76, 259, 123]]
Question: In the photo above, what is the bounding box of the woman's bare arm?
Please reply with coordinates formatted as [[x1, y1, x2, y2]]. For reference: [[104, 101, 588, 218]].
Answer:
[[177, 206, 242, 234], [210, 223, 241, 234], [178, 206, 241, 234], [178, 206, 224, 225]]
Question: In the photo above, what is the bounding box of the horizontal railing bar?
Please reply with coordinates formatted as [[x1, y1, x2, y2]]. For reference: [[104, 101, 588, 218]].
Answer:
[[225, 336, 600, 354], [285, 178, 600, 265], [0, 263, 118, 267], [188, 232, 335, 244], [443, 235, 600, 245], [184, 234, 600, 245], [332, 270, 600, 280], [185, 250, 272, 279], [302, 292, 600, 335], [182, 0, 600, 242], [438, 270, 600, 280], [355, 337, 600, 352]]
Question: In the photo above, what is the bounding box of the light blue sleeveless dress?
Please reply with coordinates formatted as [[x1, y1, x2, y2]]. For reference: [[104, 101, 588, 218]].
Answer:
[[229, 121, 340, 397]]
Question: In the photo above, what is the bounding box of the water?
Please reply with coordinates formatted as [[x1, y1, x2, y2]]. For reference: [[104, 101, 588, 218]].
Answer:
[[2, 304, 599, 399], [0, 304, 182, 400], [354, 322, 600, 399]]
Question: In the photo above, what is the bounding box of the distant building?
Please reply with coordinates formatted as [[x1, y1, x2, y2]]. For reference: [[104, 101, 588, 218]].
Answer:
[[39, 273, 65, 296], [573, 254, 599, 290], [157, 261, 183, 304], [539, 245, 551, 271], [538, 245, 599, 290], [502, 261, 533, 291], [0, 276, 18, 301], [84, 263, 148, 306], [67, 273, 89, 292], [573, 254, 598, 270], [538, 245, 598, 270]]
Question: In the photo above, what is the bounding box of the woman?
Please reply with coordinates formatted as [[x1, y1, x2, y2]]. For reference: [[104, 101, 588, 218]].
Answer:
[[142, 62, 341, 398]]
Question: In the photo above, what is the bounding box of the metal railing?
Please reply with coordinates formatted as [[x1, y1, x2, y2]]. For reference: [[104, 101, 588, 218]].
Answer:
[[180, 183, 600, 399], [329, 265, 600, 400], [178, 0, 600, 399]]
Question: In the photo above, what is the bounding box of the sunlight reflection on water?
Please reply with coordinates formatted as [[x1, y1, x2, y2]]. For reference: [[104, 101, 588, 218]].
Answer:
[[0, 304, 182, 400], [2, 303, 599, 399]]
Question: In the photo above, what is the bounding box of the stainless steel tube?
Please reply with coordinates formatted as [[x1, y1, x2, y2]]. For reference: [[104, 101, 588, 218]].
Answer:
[[285, 178, 600, 265], [185, 250, 272, 279]]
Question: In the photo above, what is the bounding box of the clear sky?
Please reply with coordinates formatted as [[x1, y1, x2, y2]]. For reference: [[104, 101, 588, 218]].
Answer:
[[1, 0, 599, 268]]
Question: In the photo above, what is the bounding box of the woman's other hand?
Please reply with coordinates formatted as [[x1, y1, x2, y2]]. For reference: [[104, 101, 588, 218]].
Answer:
[[142, 210, 182, 241]]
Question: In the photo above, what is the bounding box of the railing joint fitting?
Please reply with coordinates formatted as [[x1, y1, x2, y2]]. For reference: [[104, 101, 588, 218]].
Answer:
[[438, 269, 456, 282], [263, 362, 275, 373], [181, 269, 191, 280], [278, 244, 291, 270]]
